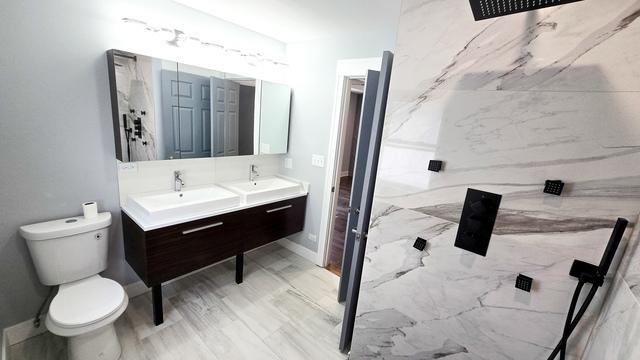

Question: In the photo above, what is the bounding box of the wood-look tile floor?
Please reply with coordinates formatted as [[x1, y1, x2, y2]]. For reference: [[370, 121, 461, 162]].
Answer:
[[9, 243, 347, 360]]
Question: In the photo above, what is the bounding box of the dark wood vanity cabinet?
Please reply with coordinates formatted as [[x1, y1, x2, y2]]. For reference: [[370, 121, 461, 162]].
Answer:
[[122, 195, 307, 324]]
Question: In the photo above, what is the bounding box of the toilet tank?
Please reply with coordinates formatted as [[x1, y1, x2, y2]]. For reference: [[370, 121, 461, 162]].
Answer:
[[20, 213, 112, 286]]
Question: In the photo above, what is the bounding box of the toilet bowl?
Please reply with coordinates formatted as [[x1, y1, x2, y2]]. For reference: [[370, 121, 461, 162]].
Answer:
[[20, 212, 128, 360], [46, 275, 128, 360]]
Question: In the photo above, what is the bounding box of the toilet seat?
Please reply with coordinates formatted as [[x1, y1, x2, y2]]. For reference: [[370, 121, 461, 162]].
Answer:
[[46, 275, 128, 337]]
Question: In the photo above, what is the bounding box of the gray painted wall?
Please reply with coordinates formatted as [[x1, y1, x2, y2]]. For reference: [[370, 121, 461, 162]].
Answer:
[[281, 25, 401, 251], [0, 0, 285, 331]]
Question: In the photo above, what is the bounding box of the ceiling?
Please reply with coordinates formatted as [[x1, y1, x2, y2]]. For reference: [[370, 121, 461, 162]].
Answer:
[[173, 0, 401, 43]]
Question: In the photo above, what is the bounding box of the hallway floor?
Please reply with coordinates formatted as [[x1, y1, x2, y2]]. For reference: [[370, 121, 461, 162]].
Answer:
[[8, 243, 346, 360], [326, 176, 352, 276]]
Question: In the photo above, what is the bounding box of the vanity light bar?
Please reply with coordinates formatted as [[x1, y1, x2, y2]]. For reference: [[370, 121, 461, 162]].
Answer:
[[121, 17, 289, 67]]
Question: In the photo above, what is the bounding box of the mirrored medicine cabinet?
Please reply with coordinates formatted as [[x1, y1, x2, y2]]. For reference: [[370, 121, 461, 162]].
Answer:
[[107, 49, 291, 162]]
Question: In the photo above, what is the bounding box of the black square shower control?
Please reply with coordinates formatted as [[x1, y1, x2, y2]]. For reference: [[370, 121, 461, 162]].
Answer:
[[515, 274, 533, 292], [413, 237, 427, 251], [428, 160, 443, 172], [544, 180, 565, 196], [454, 188, 502, 257]]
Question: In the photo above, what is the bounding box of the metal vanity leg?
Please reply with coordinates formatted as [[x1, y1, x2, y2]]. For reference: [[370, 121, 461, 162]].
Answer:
[[236, 253, 244, 284], [152, 284, 163, 326]]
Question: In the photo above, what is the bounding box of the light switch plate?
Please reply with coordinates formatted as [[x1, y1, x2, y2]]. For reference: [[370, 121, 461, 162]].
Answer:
[[312, 154, 325, 168], [284, 158, 293, 169]]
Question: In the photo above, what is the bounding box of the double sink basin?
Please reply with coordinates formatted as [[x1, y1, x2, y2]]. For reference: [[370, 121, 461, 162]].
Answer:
[[126, 177, 305, 223]]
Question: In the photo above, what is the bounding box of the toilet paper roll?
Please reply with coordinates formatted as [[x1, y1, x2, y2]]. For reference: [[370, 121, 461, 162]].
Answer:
[[82, 201, 98, 219]]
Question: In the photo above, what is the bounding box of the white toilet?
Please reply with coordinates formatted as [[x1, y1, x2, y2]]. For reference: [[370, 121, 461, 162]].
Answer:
[[20, 212, 128, 360]]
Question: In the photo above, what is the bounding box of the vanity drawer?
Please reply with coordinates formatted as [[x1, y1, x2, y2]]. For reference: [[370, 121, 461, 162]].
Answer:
[[244, 196, 306, 250], [146, 213, 243, 284]]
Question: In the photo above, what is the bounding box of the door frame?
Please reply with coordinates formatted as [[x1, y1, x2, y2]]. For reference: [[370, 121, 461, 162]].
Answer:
[[316, 57, 382, 266]]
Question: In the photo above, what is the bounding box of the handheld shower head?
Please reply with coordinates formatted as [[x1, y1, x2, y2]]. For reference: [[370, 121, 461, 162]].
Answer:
[[597, 217, 628, 277]]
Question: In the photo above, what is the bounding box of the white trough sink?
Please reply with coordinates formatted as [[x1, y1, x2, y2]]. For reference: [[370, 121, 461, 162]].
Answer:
[[127, 185, 240, 223], [221, 177, 303, 204]]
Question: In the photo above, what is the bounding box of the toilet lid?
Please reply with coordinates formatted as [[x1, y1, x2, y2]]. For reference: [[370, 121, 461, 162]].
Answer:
[[49, 276, 126, 328]]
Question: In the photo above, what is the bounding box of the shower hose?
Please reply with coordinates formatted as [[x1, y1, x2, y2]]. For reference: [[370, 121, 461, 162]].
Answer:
[[547, 277, 599, 360]]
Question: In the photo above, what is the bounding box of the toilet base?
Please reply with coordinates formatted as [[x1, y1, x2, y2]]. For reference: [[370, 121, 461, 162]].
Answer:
[[68, 324, 121, 360]]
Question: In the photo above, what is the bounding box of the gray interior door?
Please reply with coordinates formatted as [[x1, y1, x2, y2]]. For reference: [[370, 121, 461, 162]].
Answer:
[[176, 72, 211, 158], [210, 78, 240, 157], [211, 77, 226, 157], [225, 81, 240, 156], [162, 70, 211, 158], [337, 70, 380, 303], [339, 51, 394, 353], [161, 69, 180, 159]]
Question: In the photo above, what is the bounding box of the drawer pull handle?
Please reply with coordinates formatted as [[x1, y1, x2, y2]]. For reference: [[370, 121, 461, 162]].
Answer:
[[182, 222, 223, 235], [266, 205, 292, 213]]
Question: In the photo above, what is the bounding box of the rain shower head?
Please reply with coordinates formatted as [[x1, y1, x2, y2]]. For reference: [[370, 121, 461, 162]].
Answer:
[[469, 0, 584, 21]]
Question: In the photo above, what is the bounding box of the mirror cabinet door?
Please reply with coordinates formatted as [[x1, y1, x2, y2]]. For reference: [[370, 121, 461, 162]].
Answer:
[[108, 49, 290, 162], [259, 81, 291, 155], [108, 49, 179, 162]]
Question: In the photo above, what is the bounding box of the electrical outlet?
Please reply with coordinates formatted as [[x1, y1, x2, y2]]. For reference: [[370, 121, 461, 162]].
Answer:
[[118, 162, 137, 171], [284, 158, 293, 169], [308, 233, 317, 243], [311, 154, 325, 168]]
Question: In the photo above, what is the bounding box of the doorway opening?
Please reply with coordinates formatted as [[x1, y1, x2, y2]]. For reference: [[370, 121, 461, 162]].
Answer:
[[325, 79, 364, 276]]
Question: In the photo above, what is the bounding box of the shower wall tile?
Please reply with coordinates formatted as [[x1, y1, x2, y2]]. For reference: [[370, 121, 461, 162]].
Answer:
[[351, 0, 640, 358], [582, 275, 640, 360]]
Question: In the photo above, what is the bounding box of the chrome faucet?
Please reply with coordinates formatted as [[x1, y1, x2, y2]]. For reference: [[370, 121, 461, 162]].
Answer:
[[174, 171, 184, 192], [249, 164, 259, 182]]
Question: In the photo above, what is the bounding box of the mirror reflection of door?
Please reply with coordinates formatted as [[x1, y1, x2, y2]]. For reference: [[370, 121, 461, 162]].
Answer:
[[211, 78, 241, 157], [163, 71, 212, 159]]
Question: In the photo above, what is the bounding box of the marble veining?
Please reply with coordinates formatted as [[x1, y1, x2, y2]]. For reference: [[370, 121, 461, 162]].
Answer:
[[351, 0, 640, 358]]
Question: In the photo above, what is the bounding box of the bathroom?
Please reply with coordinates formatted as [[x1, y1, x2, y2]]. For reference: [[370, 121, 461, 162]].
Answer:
[[1, 0, 639, 359]]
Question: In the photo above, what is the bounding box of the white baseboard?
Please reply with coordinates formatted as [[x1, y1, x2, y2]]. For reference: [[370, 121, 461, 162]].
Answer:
[[3, 318, 47, 347], [277, 238, 319, 265], [2, 327, 8, 360]]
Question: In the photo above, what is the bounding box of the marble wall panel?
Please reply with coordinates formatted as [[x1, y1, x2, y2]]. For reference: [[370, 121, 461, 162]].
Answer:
[[351, 0, 640, 358]]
